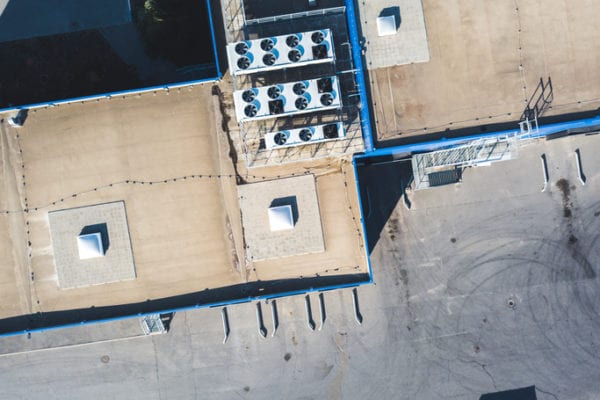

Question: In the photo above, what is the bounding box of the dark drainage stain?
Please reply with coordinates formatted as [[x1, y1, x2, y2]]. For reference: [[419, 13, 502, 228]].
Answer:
[[100, 355, 110, 364], [284, 353, 292, 362], [556, 178, 572, 218]]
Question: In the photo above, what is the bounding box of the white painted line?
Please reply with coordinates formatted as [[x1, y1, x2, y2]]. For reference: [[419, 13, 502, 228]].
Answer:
[[401, 180, 411, 210], [270, 300, 279, 337], [352, 288, 363, 325], [318, 293, 326, 331], [256, 303, 267, 338], [575, 149, 586, 186], [221, 307, 230, 344], [540, 154, 549, 192], [305, 295, 316, 331]]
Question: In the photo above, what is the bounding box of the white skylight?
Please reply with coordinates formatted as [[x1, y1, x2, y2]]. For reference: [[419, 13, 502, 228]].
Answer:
[[77, 233, 105, 260], [268, 205, 294, 232], [377, 15, 397, 36]]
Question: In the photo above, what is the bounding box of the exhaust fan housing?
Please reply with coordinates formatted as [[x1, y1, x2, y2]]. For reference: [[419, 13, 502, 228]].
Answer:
[[227, 29, 335, 75], [233, 76, 341, 122], [265, 122, 346, 149]]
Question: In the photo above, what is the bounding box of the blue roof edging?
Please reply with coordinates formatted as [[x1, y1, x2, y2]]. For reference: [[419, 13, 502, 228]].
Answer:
[[344, 0, 375, 152], [0, 76, 221, 115], [355, 115, 600, 159], [0, 278, 371, 338]]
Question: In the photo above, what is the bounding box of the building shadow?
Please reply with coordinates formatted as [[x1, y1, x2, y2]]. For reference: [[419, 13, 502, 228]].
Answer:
[[79, 223, 110, 253], [0, 273, 369, 334], [355, 155, 413, 253], [480, 386, 537, 400]]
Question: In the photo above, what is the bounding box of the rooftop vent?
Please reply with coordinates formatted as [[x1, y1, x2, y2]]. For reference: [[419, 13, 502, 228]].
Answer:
[[77, 233, 105, 260], [268, 205, 294, 231]]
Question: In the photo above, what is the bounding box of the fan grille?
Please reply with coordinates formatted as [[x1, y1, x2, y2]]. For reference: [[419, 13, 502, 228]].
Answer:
[[320, 93, 334, 106], [299, 129, 313, 142], [286, 35, 299, 47], [311, 31, 325, 44], [237, 56, 251, 70], [295, 96, 309, 110], [244, 104, 258, 117], [241, 90, 255, 103], [263, 53, 276, 66], [260, 38, 274, 51], [293, 82, 307, 95], [267, 86, 281, 99], [288, 49, 302, 62], [234, 42, 248, 55], [273, 132, 287, 145]]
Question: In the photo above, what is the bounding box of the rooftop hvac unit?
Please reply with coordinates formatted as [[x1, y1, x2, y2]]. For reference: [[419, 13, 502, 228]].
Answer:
[[233, 76, 341, 122], [265, 122, 346, 150], [226, 29, 335, 76]]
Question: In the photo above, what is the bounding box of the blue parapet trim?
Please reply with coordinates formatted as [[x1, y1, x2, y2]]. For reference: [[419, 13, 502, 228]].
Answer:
[[352, 157, 374, 282], [0, 76, 220, 114], [355, 115, 600, 159], [205, 0, 222, 78], [344, 0, 375, 152], [0, 278, 372, 338]]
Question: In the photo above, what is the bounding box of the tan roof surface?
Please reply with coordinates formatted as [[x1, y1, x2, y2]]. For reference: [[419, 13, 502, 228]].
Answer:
[[0, 83, 368, 321]]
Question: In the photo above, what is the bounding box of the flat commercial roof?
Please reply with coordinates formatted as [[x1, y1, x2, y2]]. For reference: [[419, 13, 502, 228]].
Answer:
[[0, 83, 368, 331], [370, 0, 600, 141], [359, 0, 429, 68]]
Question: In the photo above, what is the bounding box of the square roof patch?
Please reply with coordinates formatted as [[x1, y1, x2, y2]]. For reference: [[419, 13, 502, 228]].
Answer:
[[48, 201, 135, 289], [238, 175, 325, 261]]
